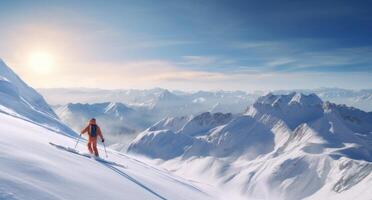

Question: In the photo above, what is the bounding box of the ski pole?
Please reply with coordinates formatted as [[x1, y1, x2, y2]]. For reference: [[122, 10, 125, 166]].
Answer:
[[103, 141, 108, 158], [74, 134, 82, 149]]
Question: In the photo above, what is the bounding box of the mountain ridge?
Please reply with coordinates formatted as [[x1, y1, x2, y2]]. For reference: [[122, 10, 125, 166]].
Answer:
[[0, 59, 76, 136], [128, 92, 372, 200]]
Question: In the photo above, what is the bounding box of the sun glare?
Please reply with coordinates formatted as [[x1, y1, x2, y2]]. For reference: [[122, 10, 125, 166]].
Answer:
[[28, 52, 55, 74]]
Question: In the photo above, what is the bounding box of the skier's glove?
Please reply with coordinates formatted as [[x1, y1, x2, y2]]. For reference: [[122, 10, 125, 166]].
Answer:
[[102, 138, 105, 143]]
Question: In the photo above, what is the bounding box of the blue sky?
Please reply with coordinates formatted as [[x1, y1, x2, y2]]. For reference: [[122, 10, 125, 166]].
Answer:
[[0, 0, 371, 91]]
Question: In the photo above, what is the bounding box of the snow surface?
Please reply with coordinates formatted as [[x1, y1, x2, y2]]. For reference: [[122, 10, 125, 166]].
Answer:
[[149, 116, 193, 133], [0, 60, 75, 136], [128, 92, 372, 200], [0, 112, 217, 200], [0, 59, 217, 200]]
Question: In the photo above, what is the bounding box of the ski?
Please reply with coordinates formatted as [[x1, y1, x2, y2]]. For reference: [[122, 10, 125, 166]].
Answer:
[[49, 142, 127, 169]]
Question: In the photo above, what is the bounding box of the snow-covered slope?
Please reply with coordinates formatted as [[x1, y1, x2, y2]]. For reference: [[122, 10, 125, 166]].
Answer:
[[128, 92, 372, 200], [246, 92, 324, 129], [148, 116, 193, 133], [0, 112, 217, 200], [0, 59, 216, 200], [0, 59, 75, 136], [129, 112, 235, 160]]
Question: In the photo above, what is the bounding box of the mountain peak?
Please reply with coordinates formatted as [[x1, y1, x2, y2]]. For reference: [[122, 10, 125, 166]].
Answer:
[[64, 102, 133, 115], [104, 102, 132, 113], [181, 112, 233, 136], [156, 89, 178, 100], [248, 92, 324, 129], [0, 60, 55, 116], [149, 115, 192, 132], [289, 92, 323, 105], [0, 59, 75, 136], [255, 92, 323, 107]]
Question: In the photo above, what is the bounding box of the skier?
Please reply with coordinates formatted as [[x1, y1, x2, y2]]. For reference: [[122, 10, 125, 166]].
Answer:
[[81, 118, 105, 157]]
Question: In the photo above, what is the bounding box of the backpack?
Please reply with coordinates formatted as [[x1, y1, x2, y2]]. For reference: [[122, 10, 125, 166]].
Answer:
[[90, 124, 98, 137]]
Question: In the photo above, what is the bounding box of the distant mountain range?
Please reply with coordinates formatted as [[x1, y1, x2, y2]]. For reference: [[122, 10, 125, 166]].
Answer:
[[128, 92, 372, 199], [273, 88, 372, 112], [39, 87, 372, 113], [41, 87, 372, 149], [48, 88, 258, 148], [40, 87, 257, 114]]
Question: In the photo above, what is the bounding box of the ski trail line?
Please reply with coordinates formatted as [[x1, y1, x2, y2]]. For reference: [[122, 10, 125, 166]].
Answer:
[[98, 161, 168, 200], [50, 142, 166, 199]]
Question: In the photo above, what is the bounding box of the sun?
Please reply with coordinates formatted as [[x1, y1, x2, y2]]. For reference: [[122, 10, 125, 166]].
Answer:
[[28, 51, 55, 74]]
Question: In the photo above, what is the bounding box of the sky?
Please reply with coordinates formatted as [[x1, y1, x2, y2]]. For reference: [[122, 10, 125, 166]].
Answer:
[[0, 0, 371, 91]]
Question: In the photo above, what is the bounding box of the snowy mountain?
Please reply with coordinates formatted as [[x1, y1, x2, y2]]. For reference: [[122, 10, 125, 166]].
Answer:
[[39, 88, 372, 148], [148, 115, 193, 133], [128, 92, 372, 200], [247, 92, 324, 129], [39, 88, 256, 115], [0, 60, 217, 200], [0, 59, 75, 136], [273, 88, 372, 112], [49, 88, 255, 147], [39, 88, 372, 114]]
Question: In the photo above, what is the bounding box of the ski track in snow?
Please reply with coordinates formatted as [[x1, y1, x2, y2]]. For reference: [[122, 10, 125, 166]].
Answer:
[[0, 112, 216, 200], [100, 163, 168, 200], [51, 142, 169, 200]]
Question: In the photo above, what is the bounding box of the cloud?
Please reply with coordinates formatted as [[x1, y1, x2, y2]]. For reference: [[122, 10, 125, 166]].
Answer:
[[179, 55, 236, 68], [230, 38, 372, 74], [180, 56, 219, 66], [266, 58, 296, 67], [9, 55, 371, 92], [127, 39, 197, 49], [148, 70, 226, 82], [269, 47, 372, 72], [109, 60, 226, 82], [18, 59, 228, 89], [232, 41, 283, 49]]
